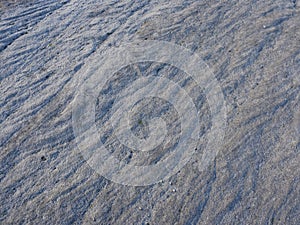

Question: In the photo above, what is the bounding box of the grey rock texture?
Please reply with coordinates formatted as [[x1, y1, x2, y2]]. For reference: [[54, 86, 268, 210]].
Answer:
[[1, 0, 299, 224]]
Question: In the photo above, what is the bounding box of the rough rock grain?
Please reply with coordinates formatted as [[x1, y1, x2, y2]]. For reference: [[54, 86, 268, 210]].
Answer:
[[1, 0, 299, 224]]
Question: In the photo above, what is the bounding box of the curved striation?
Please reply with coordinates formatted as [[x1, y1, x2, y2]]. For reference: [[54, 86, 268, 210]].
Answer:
[[0, 0, 299, 224]]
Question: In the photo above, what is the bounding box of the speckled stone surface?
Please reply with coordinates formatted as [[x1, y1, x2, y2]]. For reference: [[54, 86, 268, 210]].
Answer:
[[1, 0, 299, 224]]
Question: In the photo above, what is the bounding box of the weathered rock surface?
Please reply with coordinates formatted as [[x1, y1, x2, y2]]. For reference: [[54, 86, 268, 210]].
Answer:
[[1, 0, 299, 224]]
